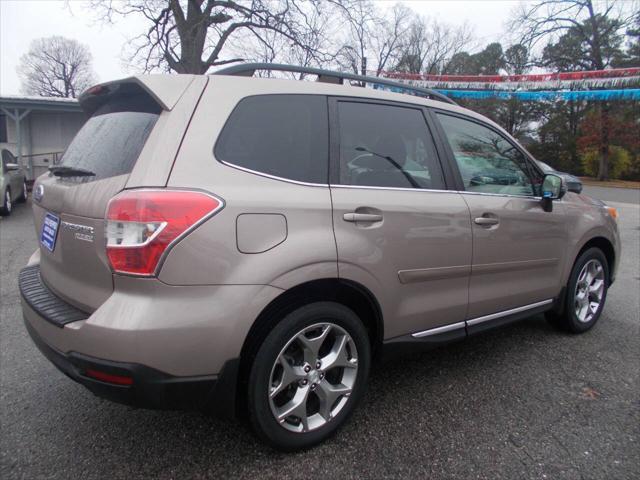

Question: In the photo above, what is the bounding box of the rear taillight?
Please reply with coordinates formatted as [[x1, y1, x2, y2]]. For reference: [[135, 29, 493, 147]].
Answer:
[[105, 190, 223, 276]]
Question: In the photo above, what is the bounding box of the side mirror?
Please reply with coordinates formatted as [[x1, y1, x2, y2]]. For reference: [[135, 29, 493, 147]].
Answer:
[[542, 173, 566, 199], [541, 174, 566, 212], [5, 163, 20, 172]]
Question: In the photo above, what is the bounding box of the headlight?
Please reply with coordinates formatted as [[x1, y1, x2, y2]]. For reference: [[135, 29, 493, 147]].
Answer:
[[605, 206, 618, 221]]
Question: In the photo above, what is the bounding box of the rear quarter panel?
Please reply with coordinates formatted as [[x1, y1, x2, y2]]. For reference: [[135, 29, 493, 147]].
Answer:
[[159, 76, 337, 287]]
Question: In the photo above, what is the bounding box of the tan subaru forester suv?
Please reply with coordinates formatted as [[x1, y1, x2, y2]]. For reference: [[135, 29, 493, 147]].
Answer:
[[19, 64, 620, 450]]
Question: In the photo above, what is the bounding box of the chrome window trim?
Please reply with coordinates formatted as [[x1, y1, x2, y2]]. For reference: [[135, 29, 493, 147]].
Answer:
[[219, 160, 329, 188], [458, 190, 567, 202], [411, 321, 466, 338], [465, 299, 553, 327], [457, 190, 543, 200], [220, 161, 559, 200], [330, 183, 453, 194], [330, 184, 544, 199]]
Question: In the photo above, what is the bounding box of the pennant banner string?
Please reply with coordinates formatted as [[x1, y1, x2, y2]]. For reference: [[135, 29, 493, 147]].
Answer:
[[370, 84, 640, 101], [378, 67, 640, 83]]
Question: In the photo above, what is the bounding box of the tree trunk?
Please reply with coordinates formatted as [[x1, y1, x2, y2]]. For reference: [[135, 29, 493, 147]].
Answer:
[[597, 102, 610, 181], [360, 56, 367, 86]]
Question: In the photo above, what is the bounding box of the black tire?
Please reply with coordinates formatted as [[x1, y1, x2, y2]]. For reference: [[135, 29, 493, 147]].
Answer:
[[17, 181, 27, 203], [0, 189, 11, 216], [547, 247, 609, 333], [247, 301, 371, 451]]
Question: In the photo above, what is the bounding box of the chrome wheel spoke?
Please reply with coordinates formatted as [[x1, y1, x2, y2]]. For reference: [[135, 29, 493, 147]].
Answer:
[[589, 279, 604, 300], [275, 386, 310, 430], [315, 380, 352, 421], [594, 262, 603, 277], [270, 357, 305, 399], [577, 267, 588, 284], [575, 299, 588, 320], [585, 263, 595, 284], [298, 324, 332, 364], [319, 334, 357, 371]]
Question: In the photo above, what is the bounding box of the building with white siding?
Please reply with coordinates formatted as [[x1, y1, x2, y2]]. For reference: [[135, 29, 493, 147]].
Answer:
[[0, 96, 85, 181]]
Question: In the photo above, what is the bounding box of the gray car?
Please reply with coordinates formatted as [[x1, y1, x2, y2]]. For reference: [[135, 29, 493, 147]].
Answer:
[[536, 159, 583, 193], [1, 149, 28, 216], [19, 65, 620, 450]]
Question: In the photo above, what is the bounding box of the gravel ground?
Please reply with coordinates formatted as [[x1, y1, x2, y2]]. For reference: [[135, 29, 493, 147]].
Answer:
[[1, 189, 638, 480]]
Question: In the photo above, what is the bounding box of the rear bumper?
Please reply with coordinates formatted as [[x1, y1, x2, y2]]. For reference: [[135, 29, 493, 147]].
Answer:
[[24, 317, 238, 412], [19, 264, 282, 415], [19, 265, 89, 327]]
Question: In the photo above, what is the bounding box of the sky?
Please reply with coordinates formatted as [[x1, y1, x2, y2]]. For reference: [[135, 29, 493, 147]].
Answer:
[[0, 0, 527, 95]]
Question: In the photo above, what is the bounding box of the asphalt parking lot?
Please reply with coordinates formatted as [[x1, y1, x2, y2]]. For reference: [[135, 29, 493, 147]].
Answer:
[[1, 187, 638, 480]]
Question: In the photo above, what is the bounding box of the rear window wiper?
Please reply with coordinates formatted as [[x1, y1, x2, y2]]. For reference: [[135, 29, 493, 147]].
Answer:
[[49, 165, 96, 177]]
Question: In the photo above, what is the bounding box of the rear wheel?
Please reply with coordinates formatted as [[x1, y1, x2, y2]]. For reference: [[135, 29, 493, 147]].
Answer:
[[17, 181, 27, 203], [547, 247, 609, 333], [1, 189, 12, 216], [247, 302, 370, 451]]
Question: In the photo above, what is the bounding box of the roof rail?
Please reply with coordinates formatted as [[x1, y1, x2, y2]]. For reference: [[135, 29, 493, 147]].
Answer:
[[213, 63, 457, 106]]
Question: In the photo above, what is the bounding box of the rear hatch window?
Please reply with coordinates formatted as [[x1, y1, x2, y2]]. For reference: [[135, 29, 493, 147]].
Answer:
[[59, 100, 159, 181]]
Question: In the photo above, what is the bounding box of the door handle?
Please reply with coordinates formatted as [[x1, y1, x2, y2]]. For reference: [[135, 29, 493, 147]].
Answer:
[[474, 216, 499, 226], [343, 213, 383, 223]]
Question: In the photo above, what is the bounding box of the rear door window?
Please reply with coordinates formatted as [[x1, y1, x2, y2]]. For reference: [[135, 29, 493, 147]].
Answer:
[[336, 101, 445, 190], [2, 149, 16, 173], [60, 109, 158, 181], [214, 95, 329, 184]]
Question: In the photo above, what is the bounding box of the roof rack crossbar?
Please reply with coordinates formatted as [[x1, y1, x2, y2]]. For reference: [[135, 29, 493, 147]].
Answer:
[[213, 63, 457, 106]]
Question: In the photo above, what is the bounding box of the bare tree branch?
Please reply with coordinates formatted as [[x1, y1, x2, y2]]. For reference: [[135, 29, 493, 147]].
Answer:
[[17, 36, 96, 98], [90, 0, 326, 74], [393, 15, 474, 75]]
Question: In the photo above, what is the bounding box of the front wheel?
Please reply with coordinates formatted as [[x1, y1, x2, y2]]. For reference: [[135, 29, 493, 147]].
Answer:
[[247, 302, 371, 451], [547, 247, 609, 333]]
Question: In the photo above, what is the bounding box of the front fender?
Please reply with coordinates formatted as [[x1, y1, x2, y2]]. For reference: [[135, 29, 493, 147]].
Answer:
[[561, 205, 619, 285]]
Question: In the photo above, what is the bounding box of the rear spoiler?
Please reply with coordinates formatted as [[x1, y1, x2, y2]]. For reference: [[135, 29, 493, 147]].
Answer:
[[78, 75, 197, 116]]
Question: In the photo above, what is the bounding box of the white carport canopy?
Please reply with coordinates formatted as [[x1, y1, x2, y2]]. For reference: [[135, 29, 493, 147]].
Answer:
[[0, 96, 82, 179]]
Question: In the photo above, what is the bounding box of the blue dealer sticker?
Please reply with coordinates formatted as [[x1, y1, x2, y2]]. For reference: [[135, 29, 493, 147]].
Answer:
[[40, 213, 60, 252]]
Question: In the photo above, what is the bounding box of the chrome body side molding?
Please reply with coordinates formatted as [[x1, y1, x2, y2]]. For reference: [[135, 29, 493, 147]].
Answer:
[[411, 299, 554, 338], [465, 299, 554, 326], [411, 321, 466, 338]]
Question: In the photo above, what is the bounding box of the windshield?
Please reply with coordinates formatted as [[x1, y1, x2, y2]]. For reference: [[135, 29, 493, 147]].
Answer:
[[536, 160, 554, 173]]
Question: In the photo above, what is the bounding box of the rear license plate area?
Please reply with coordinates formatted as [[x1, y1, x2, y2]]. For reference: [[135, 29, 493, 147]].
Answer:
[[41, 213, 60, 252]]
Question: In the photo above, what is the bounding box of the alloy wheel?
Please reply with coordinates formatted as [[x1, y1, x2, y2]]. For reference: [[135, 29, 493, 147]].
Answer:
[[574, 259, 605, 323], [268, 322, 358, 433]]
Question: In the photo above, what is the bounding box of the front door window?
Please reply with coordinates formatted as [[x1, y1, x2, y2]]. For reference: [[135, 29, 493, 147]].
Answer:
[[437, 113, 540, 196]]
